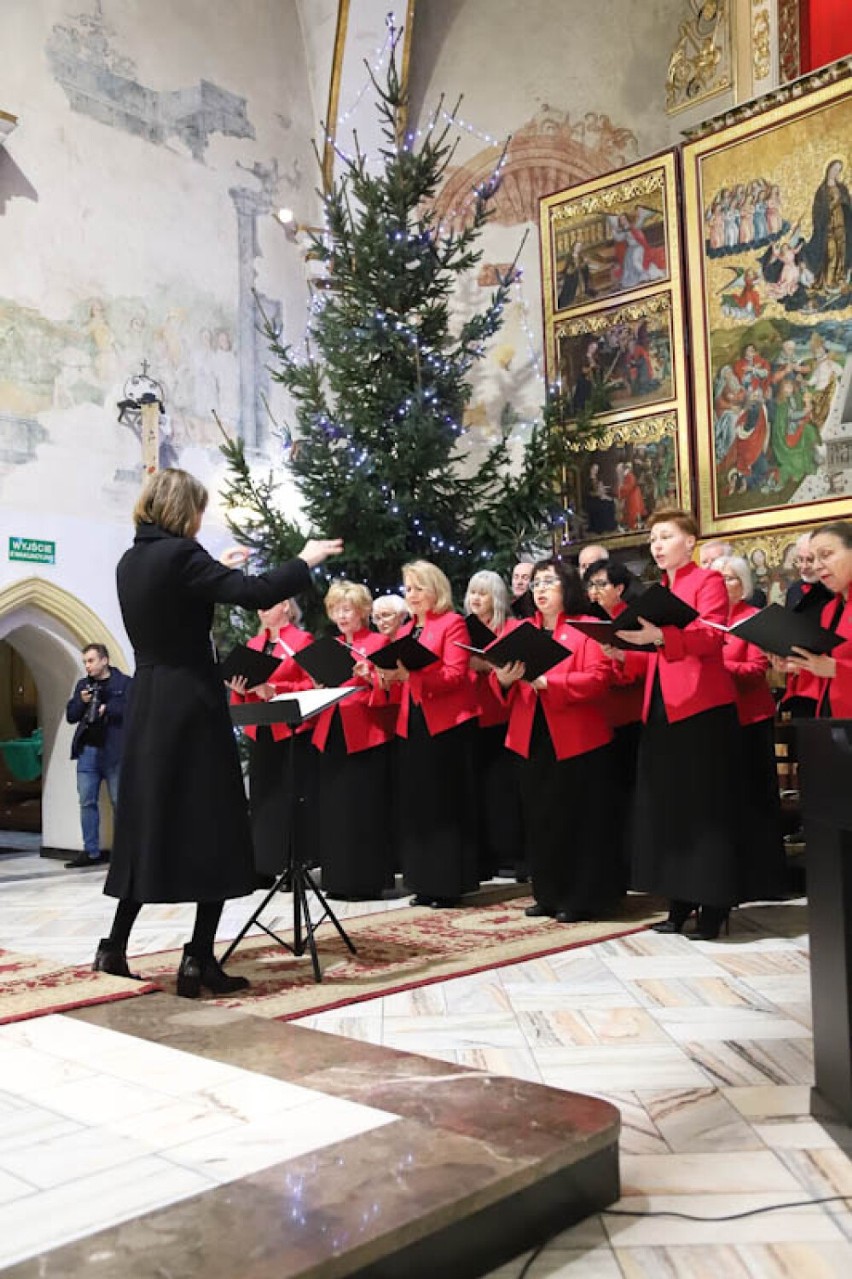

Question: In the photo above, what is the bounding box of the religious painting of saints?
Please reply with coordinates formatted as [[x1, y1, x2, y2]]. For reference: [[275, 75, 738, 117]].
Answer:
[[551, 293, 678, 425], [539, 151, 681, 324], [553, 411, 692, 549], [682, 74, 852, 537]]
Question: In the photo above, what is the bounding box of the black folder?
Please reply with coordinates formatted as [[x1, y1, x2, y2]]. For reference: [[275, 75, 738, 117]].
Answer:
[[617, 583, 699, 631], [480, 622, 572, 682], [218, 644, 282, 687], [567, 617, 655, 652], [705, 603, 844, 658], [290, 636, 356, 687], [464, 613, 497, 647], [369, 634, 439, 672]]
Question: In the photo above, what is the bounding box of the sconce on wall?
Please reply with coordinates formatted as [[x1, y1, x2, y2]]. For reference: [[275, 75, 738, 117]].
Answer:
[[275, 207, 324, 243]]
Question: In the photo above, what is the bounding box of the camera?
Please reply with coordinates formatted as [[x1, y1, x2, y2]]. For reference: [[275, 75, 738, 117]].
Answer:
[[83, 680, 102, 725]]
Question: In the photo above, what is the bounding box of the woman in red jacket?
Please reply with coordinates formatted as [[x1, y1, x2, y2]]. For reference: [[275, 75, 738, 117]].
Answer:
[[464, 569, 523, 881], [583, 558, 647, 892], [312, 581, 395, 900], [231, 598, 316, 883], [715, 554, 786, 899], [494, 558, 617, 923], [786, 521, 852, 717], [381, 560, 479, 908], [617, 509, 746, 940]]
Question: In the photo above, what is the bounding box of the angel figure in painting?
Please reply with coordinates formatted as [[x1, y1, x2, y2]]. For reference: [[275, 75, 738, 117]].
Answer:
[[609, 209, 667, 291]]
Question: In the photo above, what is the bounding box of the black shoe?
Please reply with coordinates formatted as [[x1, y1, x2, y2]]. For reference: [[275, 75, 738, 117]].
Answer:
[[65, 853, 104, 869], [554, 910, 592, 924], [651, 901, 698, 934], [689, 907, 731, 942], [429, 897, 460, 909], [176, 948, 250, 998], [92, 938, 141, 981], [409, 894, 433, 907], [524, 904, 548, 918]]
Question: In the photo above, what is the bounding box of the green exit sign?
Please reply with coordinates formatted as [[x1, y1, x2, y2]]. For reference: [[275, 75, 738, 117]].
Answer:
[[9, 537, 56, 564]]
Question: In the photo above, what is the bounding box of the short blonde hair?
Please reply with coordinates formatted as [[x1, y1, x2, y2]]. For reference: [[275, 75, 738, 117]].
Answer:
[[402, 560, 453, 614], [324, 579, 372, 621], [132, 468, 208, 538]]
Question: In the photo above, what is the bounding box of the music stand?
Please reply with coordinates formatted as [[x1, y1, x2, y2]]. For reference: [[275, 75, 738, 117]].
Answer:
[[225, 687, 360, 981]]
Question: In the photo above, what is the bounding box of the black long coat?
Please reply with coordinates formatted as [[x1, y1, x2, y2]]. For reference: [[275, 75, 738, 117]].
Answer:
[[104, 523, 311, 904]]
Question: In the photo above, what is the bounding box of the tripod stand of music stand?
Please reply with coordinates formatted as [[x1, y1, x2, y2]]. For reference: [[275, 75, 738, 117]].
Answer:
[[226, 688, 359, 982]]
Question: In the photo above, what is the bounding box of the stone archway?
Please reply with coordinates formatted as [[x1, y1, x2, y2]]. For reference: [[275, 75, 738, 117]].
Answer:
[[0, 577, 130, 854]]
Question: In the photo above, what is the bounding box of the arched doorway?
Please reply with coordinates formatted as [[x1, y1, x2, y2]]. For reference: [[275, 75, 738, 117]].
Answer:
[[0, 578, 129, 857]]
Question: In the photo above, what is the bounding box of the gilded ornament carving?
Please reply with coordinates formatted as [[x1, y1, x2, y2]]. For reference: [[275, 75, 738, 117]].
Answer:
[[751, 2, 771, 82], [555, 295, 671, 342], [777, 0, 802, 84], [567, 412, 678, 453], [683, 56, 852, 140], [551, 171, 665, 224], [666, 0, 733, 115]]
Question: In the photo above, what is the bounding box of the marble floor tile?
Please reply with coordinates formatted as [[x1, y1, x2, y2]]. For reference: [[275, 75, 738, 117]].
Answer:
[[684, 1038, 814, 1088], [620, 1151, 803, 1197], [602, 1193, 846, 1246], [380, 1012, 528, 1052], [486, 1245, 623, 1278], [723, 1084, 813, 1120], [0, 1155, 215, 1271], [652, 1006, 811, 1042], [615, 1241, 852, 1277], [536, 1044, 712, 1093], [642, 1087, 765, 1153]]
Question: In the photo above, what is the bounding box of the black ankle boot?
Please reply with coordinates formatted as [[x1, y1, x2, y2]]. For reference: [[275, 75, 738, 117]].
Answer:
[[689, 906, 731, 942], [651, 901, 698, 935], [92, 938, 141, 981], [176, 946, 250, 998]]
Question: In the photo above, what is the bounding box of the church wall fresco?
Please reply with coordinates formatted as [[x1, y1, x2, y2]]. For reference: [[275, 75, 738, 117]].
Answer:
[[0, 0, 316, 548]]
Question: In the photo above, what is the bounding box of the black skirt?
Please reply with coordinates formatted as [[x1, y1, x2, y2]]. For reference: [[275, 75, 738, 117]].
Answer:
[[611, 720, 642, 894], [397, 706, 479, 900], [632, 701, 752, 908], [249, 728, 318, 876], [737, 717, 787, 901], [315, 711, 394, 898], [474, 723, 524, 878], [518, 705, 618, 916]]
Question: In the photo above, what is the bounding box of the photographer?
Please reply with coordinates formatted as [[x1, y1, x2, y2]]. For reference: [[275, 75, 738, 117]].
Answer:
[[65, 643, 132, 868]]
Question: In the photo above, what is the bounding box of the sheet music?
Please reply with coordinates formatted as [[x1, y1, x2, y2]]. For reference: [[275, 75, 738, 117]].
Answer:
[[269, 686, 359, 718]]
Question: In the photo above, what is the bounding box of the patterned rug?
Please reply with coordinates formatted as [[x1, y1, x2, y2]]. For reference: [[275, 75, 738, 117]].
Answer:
[[138, 891, 666, 1021], [0, 950, 158, 1026]]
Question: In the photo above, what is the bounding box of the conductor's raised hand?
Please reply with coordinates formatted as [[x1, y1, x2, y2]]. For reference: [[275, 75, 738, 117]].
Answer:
[[220, 546, 251, 569], [298, 538, 344, 568]]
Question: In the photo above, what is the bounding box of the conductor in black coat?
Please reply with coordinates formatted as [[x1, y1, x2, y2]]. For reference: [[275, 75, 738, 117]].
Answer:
[[94, 468, 341, 997]]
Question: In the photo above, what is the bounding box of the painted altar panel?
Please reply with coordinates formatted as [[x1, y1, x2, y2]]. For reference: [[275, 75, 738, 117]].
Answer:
[[540, 150, 691, 549], [682, 74, 852, 536]]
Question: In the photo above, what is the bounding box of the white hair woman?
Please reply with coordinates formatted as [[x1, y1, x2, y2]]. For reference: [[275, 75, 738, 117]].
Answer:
[[463, 570, 523, 881], [371, 592, 408, 639], [311, 581, 395, 900], [381, 560, 479, 908], [714, 554, 785, 903]]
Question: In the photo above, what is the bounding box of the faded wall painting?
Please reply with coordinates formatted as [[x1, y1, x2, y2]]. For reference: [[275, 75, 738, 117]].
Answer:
[[683, 76, 852, 536]]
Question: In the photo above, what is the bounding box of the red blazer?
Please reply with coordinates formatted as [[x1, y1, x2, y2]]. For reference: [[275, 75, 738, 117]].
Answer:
[[638, 562, 736, 724], [604, 600, 646, 728], [230, 625, 314, 742], [468, 618, 511, 728], [311, 629, 396, 754], [394, 611, 477, 738], [721, 600, 776, 726], [816, 594, 852, 717], [498, 614, 613, 762]]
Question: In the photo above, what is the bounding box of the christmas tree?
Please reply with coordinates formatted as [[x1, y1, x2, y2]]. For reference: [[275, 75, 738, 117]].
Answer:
[[220, 22, 600, 610]]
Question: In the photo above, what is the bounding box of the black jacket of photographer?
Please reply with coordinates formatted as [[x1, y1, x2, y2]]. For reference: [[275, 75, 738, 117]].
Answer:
[[105, 522, 312, 904], [66, 669, 133, 769]]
